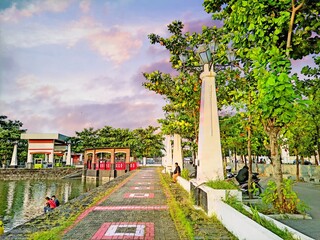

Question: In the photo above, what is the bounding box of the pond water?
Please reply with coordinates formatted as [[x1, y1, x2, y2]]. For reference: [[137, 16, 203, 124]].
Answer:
[[0, 178, 99, 233]]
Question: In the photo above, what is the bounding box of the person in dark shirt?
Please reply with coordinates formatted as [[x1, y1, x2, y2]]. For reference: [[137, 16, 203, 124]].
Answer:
[[236, 165, 249, 184], [172, 162, 181, 183], [51, 195, 60, 207]]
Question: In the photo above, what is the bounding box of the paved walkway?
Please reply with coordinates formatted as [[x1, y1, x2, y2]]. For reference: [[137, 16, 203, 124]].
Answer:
[[63, 168, 180, 240], [278, 182, 320, 240]]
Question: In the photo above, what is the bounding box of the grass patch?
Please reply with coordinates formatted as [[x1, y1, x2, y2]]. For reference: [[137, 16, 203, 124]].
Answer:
[[181, 169, 190, 180], [159, 169, 194, 239], [28, 215, 78, 240], [159, 169, 237, 240], [225, 195, 296, 240], [206, 179, 238, 190]]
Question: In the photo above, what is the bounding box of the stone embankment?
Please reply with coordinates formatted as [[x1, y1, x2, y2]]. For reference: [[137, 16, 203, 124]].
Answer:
[[0, 168, 82, 181], [0, 171, 133, 240]]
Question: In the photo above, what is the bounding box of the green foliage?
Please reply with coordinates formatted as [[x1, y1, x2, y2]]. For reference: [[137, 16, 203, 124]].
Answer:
[[250, 206, 295, 240], [145, 21, 239, 159], [181, 168, 190, 180], [261, 179, 308, 214], [226, 195, 295, 239], [28, 220, 70, 240], [159, 170, 194, 239], [69, 125, 164, 159], [225, 194, 247, 213], [0, 116, 27, 167], [143, 70, 201, 144], [160, 169, 236, 239], [206, 179, 238, 190], [203, 0, 320, 205]]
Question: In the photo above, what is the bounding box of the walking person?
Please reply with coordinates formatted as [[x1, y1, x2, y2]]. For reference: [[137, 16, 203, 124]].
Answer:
[[172, 162, 181, 183]]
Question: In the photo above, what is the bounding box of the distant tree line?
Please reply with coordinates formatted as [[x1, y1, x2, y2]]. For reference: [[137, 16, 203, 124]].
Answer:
[[68, 126, 164, 160], [0, 115, 164, 166], [0, 115, 27, 167]]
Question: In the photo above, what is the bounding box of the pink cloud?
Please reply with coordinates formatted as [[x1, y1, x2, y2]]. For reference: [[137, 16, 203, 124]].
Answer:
[[88, 30, 142, 64], [19, 100, 164, 136], [34, 85, 60, 99], [183, 17, 222, 33], [79, 0, 91, 13], [0, 0, 72, 23]]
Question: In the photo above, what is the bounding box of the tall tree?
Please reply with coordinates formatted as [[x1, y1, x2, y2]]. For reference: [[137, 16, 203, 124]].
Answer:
[[145, 21, 238, 160], [300, 56, 320, 165], [69, 127, 99, 153], [0, 116, 27, 167], [203, 0, 320, 206]]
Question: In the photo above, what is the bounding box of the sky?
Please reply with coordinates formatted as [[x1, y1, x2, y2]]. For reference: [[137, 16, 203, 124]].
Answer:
[[0, 0, 215, 136], [0, 0, 316, 137]]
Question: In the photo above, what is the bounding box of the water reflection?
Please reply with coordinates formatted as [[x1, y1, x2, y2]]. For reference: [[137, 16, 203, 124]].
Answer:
[[0, 179, 98, 232]]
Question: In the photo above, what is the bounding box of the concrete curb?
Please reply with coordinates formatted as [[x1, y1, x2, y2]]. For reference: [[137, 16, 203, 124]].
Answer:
[[243, 205, 314, 240], [177, 177, 314, 240], [213, 200, 282, 240]]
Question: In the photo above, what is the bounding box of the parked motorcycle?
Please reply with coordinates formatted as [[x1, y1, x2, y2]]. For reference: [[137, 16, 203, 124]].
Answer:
[[237, 172, 263, 196], [226, 165, 235, 179]]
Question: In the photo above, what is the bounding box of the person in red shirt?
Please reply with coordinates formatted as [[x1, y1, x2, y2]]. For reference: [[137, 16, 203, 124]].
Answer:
[[44, 196, 56, 213]]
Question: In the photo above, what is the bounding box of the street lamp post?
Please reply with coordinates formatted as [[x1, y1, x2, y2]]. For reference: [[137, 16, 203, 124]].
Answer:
[[180, 40, 234, 183]]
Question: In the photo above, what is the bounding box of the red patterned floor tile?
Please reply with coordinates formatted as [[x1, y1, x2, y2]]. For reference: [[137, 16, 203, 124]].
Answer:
[[123, 193, 155, 198], [91, 222, 154, 240]]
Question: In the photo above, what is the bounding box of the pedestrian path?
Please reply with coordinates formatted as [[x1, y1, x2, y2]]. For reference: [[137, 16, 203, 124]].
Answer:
[[63, 168, 180, 240]]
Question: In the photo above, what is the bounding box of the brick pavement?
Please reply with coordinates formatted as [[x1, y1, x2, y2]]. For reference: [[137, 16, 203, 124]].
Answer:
[[63, 168, 180, 240]]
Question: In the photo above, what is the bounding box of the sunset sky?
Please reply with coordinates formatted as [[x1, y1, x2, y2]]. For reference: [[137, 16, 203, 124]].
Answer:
[[0, 0, 315, 136]]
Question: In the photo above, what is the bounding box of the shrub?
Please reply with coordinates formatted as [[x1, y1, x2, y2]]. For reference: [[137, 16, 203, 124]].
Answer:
[[261, 179, 309, 214], [206, 179, 238, 190], [181, 169, 190, 180]]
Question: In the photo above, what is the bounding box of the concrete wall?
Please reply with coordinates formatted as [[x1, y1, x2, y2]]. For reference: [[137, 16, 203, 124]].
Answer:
[[84, 169, 128, 182], [0, 168, 80, 180]]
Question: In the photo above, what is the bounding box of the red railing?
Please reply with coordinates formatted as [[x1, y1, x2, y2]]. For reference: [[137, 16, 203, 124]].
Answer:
[[115, 162, 126, 170], [87, 161, 138, 171], [129, 162, 138, 170], [97, 161, 111, 170]]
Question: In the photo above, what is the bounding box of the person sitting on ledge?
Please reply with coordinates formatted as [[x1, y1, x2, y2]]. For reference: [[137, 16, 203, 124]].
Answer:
[[51, 195, 60, 207], [44, 196, 56, 213], [172, 162, 181, 183]]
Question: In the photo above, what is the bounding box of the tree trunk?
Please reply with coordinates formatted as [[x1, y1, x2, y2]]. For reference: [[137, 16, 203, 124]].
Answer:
[[316, 125, 320, 165], [269, 127, 283, 205], [294, 148, 300, 182], [255, 156, 259, 173], [234, 149, 237, 171], [247, 114, 253, 199]]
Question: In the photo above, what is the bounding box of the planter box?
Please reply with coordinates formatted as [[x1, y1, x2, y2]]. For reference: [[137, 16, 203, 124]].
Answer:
[[177, 176, 190, 192], [200, 185, 242, 201], [243, 205, 313, 240], [189, 180, 242, 215], [178, 179, 310, 240], [213, 200, 282, 240], [189, 179, 241, 202]]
